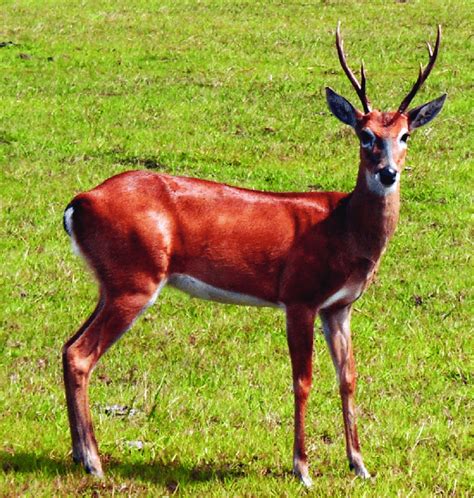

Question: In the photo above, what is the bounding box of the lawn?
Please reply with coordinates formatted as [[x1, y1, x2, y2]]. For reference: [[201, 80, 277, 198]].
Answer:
[[0, 0, 472, 496]]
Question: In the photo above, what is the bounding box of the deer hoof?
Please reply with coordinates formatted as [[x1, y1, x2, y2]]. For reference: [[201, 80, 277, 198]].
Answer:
[[299, 473, 313, 488], [350, 462, 371, 479], [356, 466, 371, 479], [84, 463, 104, 478], [293, 459, 313, 487], [81, 452, 104, 478]]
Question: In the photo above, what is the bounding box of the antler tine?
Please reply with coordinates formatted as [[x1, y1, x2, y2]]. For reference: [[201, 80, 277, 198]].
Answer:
[[360, 61, 367, 96], [360, 61, 372, 102], [398, 25, 441, 113], [426, 41, 433, 57], [335, 22, 371, 113]]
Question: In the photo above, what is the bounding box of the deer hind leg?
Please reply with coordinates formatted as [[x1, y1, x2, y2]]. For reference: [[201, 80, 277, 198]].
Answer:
[[286, 304, 316, 487], [320, 306, 370, 478], [62, 279, 164, 476], [63, 293, 105, 466]]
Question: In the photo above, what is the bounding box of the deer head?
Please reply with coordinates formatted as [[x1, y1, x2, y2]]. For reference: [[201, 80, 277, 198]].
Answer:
[[326, 23, 446, 196]]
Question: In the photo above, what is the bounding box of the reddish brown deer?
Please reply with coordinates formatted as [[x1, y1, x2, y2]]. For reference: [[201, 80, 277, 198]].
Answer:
[[62, 24, 445, 486]]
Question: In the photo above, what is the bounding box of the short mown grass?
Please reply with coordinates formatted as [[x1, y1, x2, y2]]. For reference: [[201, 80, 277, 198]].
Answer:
[[1, 0, 472, 496]]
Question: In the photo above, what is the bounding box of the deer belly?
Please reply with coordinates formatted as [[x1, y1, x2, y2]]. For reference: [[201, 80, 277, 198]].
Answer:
[[168, 274, 282, 308]]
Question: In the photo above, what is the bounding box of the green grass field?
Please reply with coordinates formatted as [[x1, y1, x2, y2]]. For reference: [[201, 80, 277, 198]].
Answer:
[[1, 0, 472, 495]]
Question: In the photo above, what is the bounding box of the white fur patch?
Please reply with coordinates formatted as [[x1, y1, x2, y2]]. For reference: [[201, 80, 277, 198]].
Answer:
[[168, 274, 282, 308], [64, 206, 83, 257], [365, 169, 399, 197], [320, 284, 363, 310]]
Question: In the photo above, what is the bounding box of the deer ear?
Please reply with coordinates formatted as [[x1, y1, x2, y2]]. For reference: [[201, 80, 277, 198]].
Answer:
[[325, 87, 360, 128], [408, 94, 447, 130]]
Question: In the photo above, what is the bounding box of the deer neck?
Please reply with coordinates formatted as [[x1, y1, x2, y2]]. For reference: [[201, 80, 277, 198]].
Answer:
[[346, 167, 401, 262]]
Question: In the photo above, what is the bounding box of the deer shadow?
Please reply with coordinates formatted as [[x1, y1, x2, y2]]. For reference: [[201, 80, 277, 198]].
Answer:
[[0, 451, 70, 476], [0, 450, 259, 486]]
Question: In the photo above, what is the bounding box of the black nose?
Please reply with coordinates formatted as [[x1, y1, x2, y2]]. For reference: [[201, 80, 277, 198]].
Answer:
[[379, 167, 397, 186]]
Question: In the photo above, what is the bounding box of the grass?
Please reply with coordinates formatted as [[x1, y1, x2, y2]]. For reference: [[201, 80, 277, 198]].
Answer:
[[1, 0, 472, 495]]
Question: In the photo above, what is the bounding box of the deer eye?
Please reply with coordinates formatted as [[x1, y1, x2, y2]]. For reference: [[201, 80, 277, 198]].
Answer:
[[360, 129, 375, 149], [400, 132, 410, 144]]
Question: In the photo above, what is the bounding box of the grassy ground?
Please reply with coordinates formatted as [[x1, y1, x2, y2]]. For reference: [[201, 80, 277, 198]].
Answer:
[[1, 0, 472, 496]]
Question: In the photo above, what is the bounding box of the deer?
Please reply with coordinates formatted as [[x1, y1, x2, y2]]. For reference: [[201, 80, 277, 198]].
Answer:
[[62, 24, 446, 486]]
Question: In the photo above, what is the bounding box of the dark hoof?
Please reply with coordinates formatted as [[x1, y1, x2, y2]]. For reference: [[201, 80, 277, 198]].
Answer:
[[84, 462, 104, 478]]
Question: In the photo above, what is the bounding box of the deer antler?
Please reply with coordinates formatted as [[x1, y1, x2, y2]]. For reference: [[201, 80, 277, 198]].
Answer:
[[335, 22, 372, 114], [398, 25, 441, 114]]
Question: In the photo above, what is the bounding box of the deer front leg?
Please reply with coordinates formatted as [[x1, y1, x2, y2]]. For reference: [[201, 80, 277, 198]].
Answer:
[[286, 304, 316, 487], [320, 306, 370, 478]]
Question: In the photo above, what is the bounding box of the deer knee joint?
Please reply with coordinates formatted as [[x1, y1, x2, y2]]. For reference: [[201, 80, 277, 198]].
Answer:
[[63, 344, 93, 378], [339, 373, 356, 396], [294, 377, 312, 400]]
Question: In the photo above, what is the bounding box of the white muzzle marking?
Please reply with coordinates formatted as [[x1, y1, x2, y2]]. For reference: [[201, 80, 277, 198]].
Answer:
[[365, 169, 399, 196]]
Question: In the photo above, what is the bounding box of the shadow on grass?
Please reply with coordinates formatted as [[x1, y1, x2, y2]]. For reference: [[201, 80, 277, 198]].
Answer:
[[0, 451, 71, 476], [110, 458, 250, 486], [0, 450, 253, 486]]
